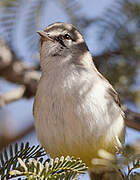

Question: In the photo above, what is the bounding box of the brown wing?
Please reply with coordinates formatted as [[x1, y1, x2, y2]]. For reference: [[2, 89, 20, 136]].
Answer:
[[107, 87, 121, 108]]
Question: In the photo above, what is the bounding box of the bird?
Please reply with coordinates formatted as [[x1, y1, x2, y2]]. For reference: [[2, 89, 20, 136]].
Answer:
[[33, 22, 125, 179]]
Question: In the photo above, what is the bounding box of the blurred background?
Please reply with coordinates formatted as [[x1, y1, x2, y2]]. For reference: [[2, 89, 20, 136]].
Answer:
[[0, 0, 140, 179]]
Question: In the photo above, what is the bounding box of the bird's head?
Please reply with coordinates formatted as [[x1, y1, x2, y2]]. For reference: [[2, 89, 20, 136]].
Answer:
[[37, 22, 89, 60]]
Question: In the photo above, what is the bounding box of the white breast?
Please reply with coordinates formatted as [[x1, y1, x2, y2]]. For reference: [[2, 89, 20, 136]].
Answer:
[[33, 59, 125, 166]]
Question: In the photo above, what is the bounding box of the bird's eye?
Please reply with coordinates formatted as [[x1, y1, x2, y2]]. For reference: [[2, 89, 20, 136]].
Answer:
[[64, 33, 71, 40]]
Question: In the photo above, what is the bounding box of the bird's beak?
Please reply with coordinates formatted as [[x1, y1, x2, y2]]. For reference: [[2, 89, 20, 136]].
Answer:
[[37, 31, 50, 41]]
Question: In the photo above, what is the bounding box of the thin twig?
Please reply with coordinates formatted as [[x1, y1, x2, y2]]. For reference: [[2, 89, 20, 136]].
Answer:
[[0, 86, 25, 107]]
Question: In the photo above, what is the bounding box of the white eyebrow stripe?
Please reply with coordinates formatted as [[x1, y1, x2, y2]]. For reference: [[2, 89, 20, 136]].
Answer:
[[47, 30, 64, 37]]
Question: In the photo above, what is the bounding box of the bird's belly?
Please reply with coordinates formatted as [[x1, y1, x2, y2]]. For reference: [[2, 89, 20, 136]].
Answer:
[[34, 86, 124, 167]]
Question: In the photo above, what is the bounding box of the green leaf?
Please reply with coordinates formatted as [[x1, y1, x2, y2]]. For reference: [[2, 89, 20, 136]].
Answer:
[[10, 155, 87, 180], [0, 142, 45, 179]]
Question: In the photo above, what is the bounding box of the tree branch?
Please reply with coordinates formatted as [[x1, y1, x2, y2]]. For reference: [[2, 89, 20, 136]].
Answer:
[[125, 109, 140, 131], [0, 86, 25, 107], [0, 39, 40, 98]]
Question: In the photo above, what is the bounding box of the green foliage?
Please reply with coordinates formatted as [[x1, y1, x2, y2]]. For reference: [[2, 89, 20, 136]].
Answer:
[[1, 142, 140, 179], [10, 156, 87, 180], [0, 142, 45, 179], [0, 142, 87, 180]]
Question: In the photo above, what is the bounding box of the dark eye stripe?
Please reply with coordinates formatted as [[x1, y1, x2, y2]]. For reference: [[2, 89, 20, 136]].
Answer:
[[55, 35, 67, 47], [59, 39, 67, 47]]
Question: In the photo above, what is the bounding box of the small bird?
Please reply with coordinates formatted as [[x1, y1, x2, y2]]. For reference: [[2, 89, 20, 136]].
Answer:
[[33, 22, 125, 178]]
